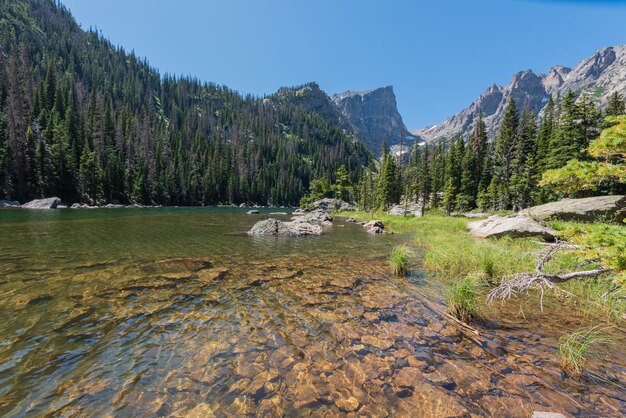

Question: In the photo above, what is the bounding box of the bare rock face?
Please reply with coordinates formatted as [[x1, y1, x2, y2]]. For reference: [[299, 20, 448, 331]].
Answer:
[[414, 45, 626, 142], [311, 198, 355, 212], [22, 197, 61, 209], [332, 86, 417, 154], [468, 215, 555, 241], [389, 203, 423, 217], [248, 218, 322, 237], [519, 195, 626, 224]]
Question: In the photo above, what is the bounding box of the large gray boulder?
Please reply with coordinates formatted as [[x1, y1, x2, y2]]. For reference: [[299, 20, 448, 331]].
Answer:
[[248, 218, 322, 237], [0, 200, 21, 208], [22, 197, 61, 209], [468, 215, 556, 241], [292, 209, 333, 225], [519, 195, 626, 224], [311, 198, 355, 212], [388, 203, 423, 217]]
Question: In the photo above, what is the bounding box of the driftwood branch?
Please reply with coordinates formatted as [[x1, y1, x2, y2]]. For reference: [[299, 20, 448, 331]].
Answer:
[[488, 241, 611, 311]]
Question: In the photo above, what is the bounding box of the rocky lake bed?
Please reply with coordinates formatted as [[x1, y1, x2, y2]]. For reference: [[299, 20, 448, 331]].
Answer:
[[0, 207, 624, 416]]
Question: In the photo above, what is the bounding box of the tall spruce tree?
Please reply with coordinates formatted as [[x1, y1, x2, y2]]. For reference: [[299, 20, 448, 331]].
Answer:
[[493, 96, 519, 210]]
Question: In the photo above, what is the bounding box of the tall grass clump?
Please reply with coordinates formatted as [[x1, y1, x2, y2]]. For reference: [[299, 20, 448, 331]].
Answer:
[[558, 326, 614, 376], [445, 274, 482, 323], [389, 245, 414, 276]]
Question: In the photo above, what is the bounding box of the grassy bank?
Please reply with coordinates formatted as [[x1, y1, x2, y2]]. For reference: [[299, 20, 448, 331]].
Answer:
[[338, 211, 625, 322]]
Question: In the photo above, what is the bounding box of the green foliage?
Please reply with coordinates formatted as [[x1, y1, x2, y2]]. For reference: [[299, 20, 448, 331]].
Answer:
[[541, 115, 626, 194], [389, 245, 414, 276], [332, 165, 352, 201]]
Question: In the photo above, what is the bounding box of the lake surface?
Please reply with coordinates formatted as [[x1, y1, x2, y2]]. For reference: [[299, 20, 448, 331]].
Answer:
[[0, 208, 624, 417]]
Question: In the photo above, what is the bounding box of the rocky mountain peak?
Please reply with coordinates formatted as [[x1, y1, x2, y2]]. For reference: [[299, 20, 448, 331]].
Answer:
[[413, 45, 626, 142], [331, 86, 416, 154]]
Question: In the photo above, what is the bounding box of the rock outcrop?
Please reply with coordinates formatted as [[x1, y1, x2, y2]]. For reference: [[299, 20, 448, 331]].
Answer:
[[468, 216, 556, 241], [292, 209, 333, 226], [0, 200, 21, 208], [388, 203, 423, 217], [332, 86, 417, 154], [311, 198, 355, 212], [248, 218, 322, 237], [519, 195, 626, 224], [414, 45, 626, 142], [22, 197, 61, 209], [362, 219, 385, 234]]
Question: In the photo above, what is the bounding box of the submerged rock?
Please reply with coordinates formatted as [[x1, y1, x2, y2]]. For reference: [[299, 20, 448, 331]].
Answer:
[[519, 195, 626, 224], [22, 197, 61, 209], [388, 203, 423, 217], [248, 218, 322, 237], [468, 215, 555, 241], [247, 209, 259, 215]]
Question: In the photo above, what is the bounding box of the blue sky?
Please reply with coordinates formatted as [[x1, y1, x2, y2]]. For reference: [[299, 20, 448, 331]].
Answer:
[[60, 0, 626, 130]]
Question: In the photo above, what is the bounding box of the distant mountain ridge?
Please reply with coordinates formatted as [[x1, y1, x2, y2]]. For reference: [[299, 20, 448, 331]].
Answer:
[[413, 45, 626, 141]]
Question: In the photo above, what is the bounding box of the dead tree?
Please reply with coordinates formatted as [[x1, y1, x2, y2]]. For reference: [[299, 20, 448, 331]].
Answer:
[[487, 241, 611, 311]]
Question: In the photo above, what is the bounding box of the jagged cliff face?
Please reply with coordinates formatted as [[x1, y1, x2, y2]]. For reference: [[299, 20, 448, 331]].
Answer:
[[414, 45, 626, 141], [332, 86, 417, 154]]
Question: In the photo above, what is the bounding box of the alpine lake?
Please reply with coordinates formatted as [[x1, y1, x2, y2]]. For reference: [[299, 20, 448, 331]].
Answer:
[[0, 208, 624, 417]]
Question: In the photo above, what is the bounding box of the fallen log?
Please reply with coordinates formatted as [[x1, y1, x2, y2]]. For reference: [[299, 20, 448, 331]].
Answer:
[[487, 241, 611, 311]]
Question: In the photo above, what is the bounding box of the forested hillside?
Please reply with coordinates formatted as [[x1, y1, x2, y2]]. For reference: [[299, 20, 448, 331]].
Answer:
[[0, 0, 371, 206]]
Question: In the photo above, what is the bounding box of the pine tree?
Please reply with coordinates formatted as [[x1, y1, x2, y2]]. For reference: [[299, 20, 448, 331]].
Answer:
[[418, 144, 431, 213], [510, 105, 537, 210], [606, 92, 625, 117], [493, 96, 519, 210]]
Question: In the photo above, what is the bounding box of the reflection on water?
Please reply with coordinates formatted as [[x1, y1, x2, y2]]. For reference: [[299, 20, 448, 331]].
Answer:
[[0, 208, 624, 416]]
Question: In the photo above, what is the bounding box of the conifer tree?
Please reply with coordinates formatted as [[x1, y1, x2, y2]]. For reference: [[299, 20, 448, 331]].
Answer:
[[493, 96, 519, 209], [606, 92, 625, 117]]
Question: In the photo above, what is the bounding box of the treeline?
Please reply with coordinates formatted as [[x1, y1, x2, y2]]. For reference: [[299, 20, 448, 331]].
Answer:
[[313, 91, 626, 213], [0, 0, 371, 206]]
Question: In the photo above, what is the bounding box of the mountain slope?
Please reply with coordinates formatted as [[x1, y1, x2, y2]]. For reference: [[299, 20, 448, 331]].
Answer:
[[0, 0, 372, 205], [414, 45, 626, 141], [332, 86, 417, 154]]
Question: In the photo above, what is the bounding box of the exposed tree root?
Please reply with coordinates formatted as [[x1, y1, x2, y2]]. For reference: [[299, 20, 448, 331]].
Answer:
[[488, 241, 611, 311]]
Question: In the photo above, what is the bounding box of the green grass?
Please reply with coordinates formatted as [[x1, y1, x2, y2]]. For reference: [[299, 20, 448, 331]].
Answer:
[[558, 326, 614, 376], [389, 245, 414, 276], [445, 274, 483, 323], [338, 210, 625, 322]]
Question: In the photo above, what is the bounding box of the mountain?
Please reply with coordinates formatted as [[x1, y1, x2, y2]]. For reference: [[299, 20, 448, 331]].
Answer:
[[413, 45, 626, 141], [332, 86, 417, 154], [270, 82, 356, 134], [0, 0, 372, 206]]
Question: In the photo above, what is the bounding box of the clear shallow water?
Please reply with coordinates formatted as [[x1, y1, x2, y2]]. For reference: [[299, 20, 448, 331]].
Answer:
[[0, 208, 624, 417]]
